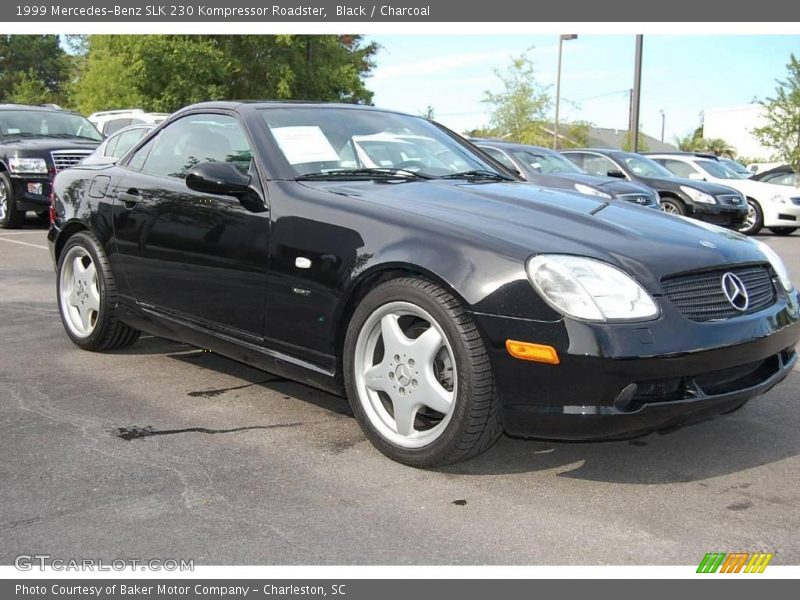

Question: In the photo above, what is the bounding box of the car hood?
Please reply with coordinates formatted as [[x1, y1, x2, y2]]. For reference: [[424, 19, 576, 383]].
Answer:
[[719, 177, 800, 198], [534, 172, 654, 196], [1, 137, 101, 153], [635, 175, 739, 196], [302, 179, 767, 290]]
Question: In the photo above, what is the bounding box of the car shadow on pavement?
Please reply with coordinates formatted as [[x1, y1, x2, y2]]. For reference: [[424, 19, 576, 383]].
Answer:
[[112, 337, 799, 485]]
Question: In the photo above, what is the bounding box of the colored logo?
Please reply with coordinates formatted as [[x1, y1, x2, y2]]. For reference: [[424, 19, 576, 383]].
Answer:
[[697, 552, 773, 573]]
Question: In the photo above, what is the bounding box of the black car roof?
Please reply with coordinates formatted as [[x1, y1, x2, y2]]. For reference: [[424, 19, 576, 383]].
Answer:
[[471, 139, 556, 153], [174, 100, 420, 120]]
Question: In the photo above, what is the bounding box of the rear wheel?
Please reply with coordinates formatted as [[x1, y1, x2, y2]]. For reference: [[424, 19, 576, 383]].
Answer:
[[57, 231, 140, 351], [0, 172, 25, 229], [738, 199, 763, 235], [344, 277, 502, 467], [660, 197, 685, 216], [769, 227, 797, 236]]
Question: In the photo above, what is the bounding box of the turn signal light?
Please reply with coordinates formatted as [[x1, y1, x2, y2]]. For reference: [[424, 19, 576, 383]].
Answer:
[[49, 193, 56, 225], [505, 340, 560, 364]]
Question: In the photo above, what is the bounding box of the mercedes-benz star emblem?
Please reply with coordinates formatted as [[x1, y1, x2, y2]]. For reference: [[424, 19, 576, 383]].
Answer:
[[722, 272, 749, 311]]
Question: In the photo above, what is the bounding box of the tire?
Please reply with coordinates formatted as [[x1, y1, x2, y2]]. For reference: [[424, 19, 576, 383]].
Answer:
[[0, 172, 25, 229], [56, 231, 140, 351], [738, 199, 763, 235], [769, 227, 797, 236], [343, 277, 502, 467], [660, 196, 685, 216]]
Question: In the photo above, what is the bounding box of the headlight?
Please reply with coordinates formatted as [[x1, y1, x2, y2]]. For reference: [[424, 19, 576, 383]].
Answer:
[[752, 239, 794, 292], [574, 183, 611, 199], [680, 186, 716, 204], [770, 193, 789, 205], [9, 157, 48, 174], [526, 254, 660, 322]]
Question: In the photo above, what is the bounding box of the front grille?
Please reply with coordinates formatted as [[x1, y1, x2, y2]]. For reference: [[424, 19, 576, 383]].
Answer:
[[51, 149, 94, 172], [717, 193, 744, 206], [661, 264, 777, 321], [616, 192, 655, 206]]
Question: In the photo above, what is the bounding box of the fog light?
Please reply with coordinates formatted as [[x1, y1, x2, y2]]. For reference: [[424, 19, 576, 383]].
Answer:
[[505, 340, 559, 364]]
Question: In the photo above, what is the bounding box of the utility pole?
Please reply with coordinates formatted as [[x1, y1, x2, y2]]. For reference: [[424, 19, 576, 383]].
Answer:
[[660, 109, 665, 142], [630, 35, 643, 152], [554, 34, 577, 150]]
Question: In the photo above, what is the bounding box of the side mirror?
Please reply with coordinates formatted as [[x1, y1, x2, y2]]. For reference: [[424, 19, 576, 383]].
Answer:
[[186, 161, 251, 197], [607, 169, 626, 179]]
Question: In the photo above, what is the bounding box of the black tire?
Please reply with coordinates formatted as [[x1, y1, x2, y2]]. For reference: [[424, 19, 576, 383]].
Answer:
[[660, 196, 685, 216], [0, 171, 26, 229], [56, 231, 140, 351], [738, 199, 764, 236], [769, 227, 797, 236], [343, 277, 502, 467]]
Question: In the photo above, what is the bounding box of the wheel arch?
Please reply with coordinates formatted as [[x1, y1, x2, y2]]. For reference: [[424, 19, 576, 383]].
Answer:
[[54, 219, 91, 264]]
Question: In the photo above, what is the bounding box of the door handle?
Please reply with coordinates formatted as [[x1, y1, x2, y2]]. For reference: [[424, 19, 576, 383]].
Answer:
[[119, 189, 141, 208]]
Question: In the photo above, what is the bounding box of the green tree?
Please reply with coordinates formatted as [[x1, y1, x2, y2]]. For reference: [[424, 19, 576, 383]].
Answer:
[[701, 138, 736, 158], [0, 35, 70, 105], [622, 129, 649, 152], [754, 53, 800, 186], [482, 51, 552, 145], [72, 35, 377, 115], [562, 120, 592, 148]]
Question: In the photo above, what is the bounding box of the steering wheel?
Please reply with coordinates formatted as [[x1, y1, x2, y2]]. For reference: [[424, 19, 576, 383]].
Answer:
[[394, 160, 428, 172]]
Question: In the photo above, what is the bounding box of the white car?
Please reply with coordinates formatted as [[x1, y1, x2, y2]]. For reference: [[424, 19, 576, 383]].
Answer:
[[648, 153, 800, 236], [88, 109, 170, 137]]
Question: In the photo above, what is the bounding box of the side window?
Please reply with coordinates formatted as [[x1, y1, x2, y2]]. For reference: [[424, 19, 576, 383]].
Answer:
[[104, 118, 132, 136], [480, 147, 517, 172], [562, 152, 585, 170], [582, 154, 617, 177], [127, 136, 156, 171], [112, 128, 149, 159], [140, 114, 253, 180], [661, 159, 697, 179], [765, 173, 794, 186], [103, 134, 121, 158]]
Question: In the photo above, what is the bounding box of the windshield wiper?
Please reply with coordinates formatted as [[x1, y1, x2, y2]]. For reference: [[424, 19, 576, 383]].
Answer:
[[439, 169, 514, 181], [296, 168, 431, 181]]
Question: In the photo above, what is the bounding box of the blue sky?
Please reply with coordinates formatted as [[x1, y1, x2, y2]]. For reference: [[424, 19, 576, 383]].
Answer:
[[364, 35, 800, 143]]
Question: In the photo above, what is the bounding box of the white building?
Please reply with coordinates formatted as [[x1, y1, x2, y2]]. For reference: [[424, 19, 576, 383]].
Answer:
[[703, 104, 773, 160]]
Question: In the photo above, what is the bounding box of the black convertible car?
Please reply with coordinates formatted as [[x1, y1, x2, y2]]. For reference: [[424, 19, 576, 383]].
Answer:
[[49, 102, 800, 467]]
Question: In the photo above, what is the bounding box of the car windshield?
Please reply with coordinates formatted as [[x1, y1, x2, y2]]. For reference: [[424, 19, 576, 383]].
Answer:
[[510, 149, 584, 175], [698, 159, 745, 179], [259, 107, 499, 179], [0, 109, 102, 141], [619, 154, 675, 178]]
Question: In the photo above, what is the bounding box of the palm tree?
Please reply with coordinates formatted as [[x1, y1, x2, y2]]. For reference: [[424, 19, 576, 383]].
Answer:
[[700, 138, 736, 158]]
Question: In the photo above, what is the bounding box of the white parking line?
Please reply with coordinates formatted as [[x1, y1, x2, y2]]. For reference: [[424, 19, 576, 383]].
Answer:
[[0, 237, 48, 250], [0, 230, 47, 236]]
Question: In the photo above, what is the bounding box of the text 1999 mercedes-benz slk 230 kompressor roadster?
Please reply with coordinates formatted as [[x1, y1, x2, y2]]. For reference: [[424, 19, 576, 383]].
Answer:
[[48, 102, 800, 466]]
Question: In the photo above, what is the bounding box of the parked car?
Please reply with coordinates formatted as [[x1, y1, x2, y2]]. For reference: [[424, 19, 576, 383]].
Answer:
[[752, 165, 796, 186], [88, 109, 170, 137], [49, 102, 800, 466], [647, 152, 800, 236], [561, 149, 747, 228], [81, 124, 155, 166], [0, 103, 102, 229], [473, 139, 660, 209]]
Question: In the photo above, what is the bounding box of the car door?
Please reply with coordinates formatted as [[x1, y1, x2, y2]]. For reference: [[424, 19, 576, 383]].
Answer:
[[110, 112, 269, 339]]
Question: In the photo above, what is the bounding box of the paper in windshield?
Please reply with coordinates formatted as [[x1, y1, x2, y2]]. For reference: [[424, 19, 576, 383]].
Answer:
[[270, 126, 339, 165]]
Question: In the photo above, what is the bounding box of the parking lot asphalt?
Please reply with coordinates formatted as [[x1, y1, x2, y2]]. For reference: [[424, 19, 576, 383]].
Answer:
[[1, 221, 799, 566]]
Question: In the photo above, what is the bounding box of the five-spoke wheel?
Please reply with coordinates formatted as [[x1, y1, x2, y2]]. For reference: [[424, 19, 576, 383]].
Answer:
[[59, 245, 101, 338]]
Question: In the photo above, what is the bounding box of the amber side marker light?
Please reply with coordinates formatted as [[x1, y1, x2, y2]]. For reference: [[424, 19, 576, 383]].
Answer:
[[505, 340, 560, 364]]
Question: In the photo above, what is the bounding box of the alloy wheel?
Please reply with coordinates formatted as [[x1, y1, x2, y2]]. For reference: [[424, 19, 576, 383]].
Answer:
[[0, 178, 7, 223], [59, 246, 101, 338], [739, 203, 757, 233], [353, 301, 457, 448], [662, 202, 680, 215]]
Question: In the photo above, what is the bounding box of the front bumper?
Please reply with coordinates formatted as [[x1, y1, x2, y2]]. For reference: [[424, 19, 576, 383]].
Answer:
[[688, 201, 747, 228], [10, 174, 52, 211], [763, 202, 800, 228], [474, 288, 800, 440]]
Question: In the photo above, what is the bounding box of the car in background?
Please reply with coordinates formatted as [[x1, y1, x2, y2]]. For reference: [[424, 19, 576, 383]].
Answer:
[[473, 139, 660, 209], [748, 162, 785, 175], [752, 165, 796, 186], [0, 103, 102, 228], [48, 101, 800, 466], [561, 149, 747, 229], [718, 157, 752, 178], [81, 123, 155, 166], [88, 109, 170, 137], [647, 152, 800, 236]]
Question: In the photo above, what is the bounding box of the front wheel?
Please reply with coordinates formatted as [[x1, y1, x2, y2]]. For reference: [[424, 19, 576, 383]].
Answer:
[[769, 227, 797, 236], [0, 172, 25, 229], [660, 197, 685, 216], [56, 231, 140, 351], [738, 199, 763, 236], [344, 277, 502, 467]]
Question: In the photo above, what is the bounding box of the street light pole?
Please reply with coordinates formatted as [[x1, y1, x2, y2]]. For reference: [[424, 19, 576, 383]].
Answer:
[[660, 109, 665, 142], [554, 34, 577, 150], [630, 35, 643, 153]]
